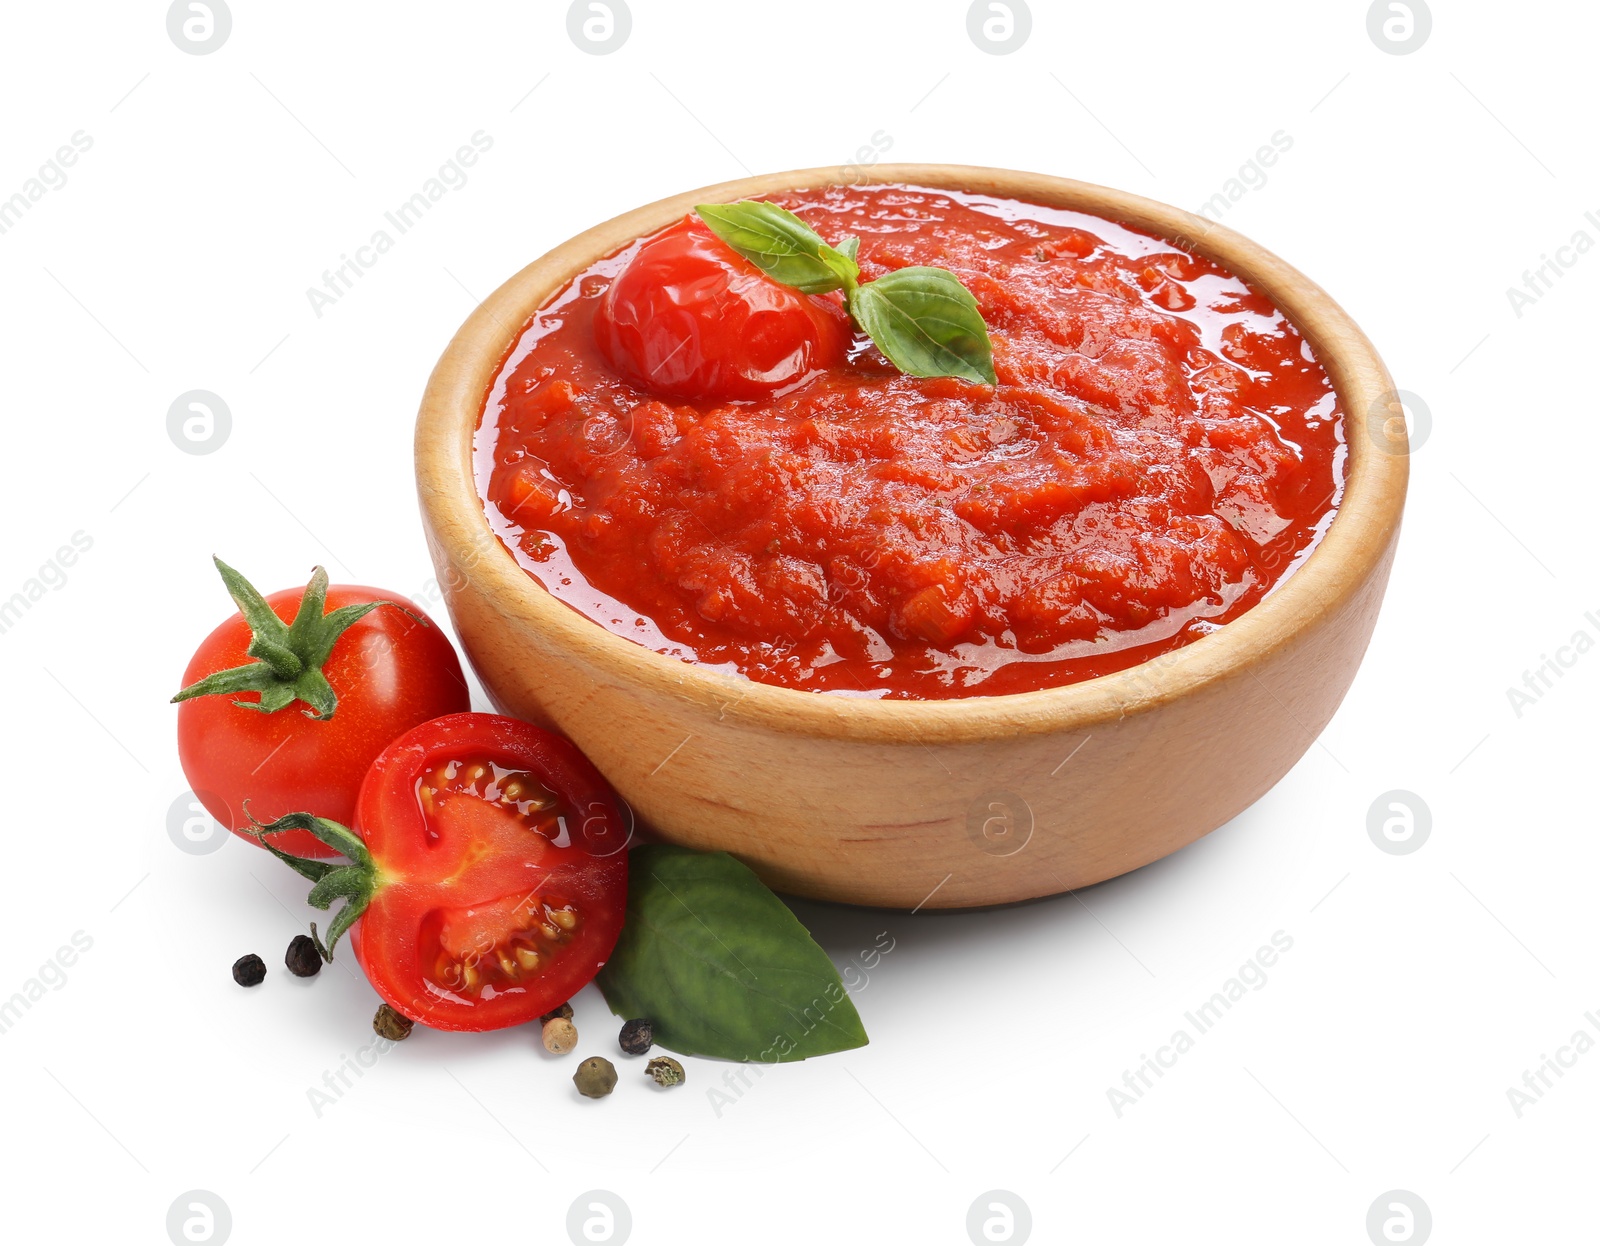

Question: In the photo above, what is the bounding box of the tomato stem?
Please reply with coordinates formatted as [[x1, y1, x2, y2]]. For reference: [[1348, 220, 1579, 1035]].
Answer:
[[170, 558, 425, 720], [250, 810, 378, 962]]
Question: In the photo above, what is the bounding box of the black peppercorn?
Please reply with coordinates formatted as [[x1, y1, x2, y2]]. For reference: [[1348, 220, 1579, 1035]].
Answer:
[[285, 934, 322, 977], [232, 954, 266, 987], [619, 1017, 653, 1055], [373, 1004, 415, 1041]]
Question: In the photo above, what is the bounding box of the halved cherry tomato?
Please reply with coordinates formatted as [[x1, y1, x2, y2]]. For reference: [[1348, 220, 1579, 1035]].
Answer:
[[593, 213, 851, 403], [255, 714, 630, 1032], [173, 559, 469, 858]]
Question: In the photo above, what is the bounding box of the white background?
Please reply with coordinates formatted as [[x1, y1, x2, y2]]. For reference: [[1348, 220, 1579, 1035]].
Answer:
[[0, 1, 1593, 1242]]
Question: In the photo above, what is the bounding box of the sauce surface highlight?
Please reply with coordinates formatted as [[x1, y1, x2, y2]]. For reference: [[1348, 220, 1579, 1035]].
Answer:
[[478, 185, 1345, 699]]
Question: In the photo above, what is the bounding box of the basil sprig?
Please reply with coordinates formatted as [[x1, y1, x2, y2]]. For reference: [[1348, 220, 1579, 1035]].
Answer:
[[596, 845, 869, 1062], [696, 201, 997, 386]]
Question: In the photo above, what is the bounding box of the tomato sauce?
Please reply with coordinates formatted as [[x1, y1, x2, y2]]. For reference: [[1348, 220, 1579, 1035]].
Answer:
[[477, 185, 1344, 699]]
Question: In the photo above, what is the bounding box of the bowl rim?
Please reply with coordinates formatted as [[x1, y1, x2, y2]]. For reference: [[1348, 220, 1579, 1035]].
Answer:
[[416, 163, 1407, 745]]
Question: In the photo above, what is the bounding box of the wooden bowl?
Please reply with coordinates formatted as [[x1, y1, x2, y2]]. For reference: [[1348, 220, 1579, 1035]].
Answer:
[[415, 164, 1408, 909]]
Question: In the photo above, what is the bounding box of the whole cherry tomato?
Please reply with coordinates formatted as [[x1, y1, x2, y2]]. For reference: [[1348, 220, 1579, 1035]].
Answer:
[[593, 213, 851, 403], [173, 559, 469, 858], [255, 713, 631, 1032]]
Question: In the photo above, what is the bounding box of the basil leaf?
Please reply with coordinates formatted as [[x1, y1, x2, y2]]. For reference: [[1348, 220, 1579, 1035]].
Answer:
[[837, 235, 861, 264], [819, 244, 861, 293], [596, 844, 869, 1062], [696, 201, 854, 295], [848, 266, 997, 385]]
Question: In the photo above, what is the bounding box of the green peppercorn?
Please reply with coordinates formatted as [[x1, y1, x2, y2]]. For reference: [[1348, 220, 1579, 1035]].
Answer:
[[646, 1056, 685, 1088], [285, 934, 321, 978], [541, 1002, 574, 1023], [373, 1004, 414, 1042], [573, 1056, 618, 1099], [618, 1017, 653, 1056], [232, 954, 265, 987]]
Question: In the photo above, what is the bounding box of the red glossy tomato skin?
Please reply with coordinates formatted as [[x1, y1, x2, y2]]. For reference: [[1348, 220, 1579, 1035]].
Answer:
[[593, 214, 851, 403], [176, 587, 469, 858], [350, 713, 630, 1032]]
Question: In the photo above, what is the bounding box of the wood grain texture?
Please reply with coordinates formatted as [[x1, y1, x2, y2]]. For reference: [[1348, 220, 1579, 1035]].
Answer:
[[415, 165, 1409, 909]]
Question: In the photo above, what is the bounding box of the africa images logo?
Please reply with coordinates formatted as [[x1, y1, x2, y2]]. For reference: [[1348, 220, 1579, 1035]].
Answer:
[[1105, 932, 1294, 1116], [0, 932, 93, 1036]]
